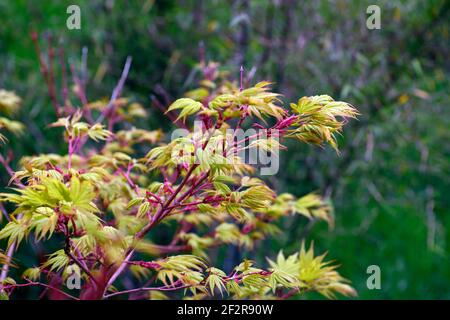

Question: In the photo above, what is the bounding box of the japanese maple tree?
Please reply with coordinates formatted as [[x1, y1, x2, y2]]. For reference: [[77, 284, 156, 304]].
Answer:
[[0, 38, 358, 300]]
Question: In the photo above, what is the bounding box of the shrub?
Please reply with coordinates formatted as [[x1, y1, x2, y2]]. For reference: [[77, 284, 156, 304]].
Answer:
[[0, 50, 358, 300]]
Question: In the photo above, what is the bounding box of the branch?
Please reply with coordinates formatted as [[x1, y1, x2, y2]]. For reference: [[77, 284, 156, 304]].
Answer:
[[104, 270, 272, 299], [30, 31, 61, 117], [3, 279, 79, 300], [96, 56, 133, 126], [102, 164, 199, 297], [104, 280, 190, 299]]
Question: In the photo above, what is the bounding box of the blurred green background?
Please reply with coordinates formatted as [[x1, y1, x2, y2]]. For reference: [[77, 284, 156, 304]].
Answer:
[[0, 0, 449, 299]]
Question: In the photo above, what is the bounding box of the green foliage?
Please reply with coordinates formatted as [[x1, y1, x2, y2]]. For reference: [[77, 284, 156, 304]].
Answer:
[[0, 250, 11, 265], [268, 243, 356, 299], [167, 98, 204, 122], [0, 59, 358, 300], [0, 89, 24, 143], [42, 250, 69, 272], [288, 95, 358, 151], [0, 90, 21, 114], [0, 219, 28, 248], [209, 81, 286, 121], [50, 111, 112, 142], [22, 267, 41, 281]]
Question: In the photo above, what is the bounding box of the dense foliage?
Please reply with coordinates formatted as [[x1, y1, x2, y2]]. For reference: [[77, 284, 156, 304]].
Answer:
[[0, 0, 448, 299], [0, 53, 358, 299]]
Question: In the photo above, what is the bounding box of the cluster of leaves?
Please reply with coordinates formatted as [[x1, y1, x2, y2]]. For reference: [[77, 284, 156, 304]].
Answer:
[[288, 95, 359, 151], [0, 89, 24, 143], [0, 59, 357, 300]]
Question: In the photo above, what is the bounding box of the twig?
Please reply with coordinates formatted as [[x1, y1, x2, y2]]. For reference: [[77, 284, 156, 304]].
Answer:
[[30, 31, 61, 117], [102, 163, 199, 297], [96, 56, 132, 125], [58, 44, 69, 112], [104, 280, 190, 299], [3, 280, 79, 300]]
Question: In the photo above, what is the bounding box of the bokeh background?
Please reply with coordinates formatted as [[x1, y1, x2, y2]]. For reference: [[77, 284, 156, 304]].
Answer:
[[0, 0, 449, 299]]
